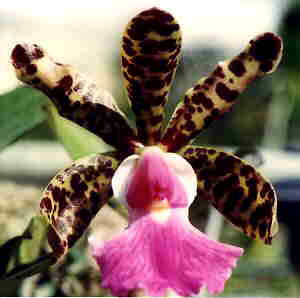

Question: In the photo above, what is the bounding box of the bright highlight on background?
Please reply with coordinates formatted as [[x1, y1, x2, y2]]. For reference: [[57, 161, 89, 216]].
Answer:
[[0, 0, 287, 93]]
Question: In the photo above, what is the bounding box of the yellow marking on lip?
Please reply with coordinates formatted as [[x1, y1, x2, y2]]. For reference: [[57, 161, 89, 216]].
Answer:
[[149, 198, 169, 212], [149, 199, 171, 223]]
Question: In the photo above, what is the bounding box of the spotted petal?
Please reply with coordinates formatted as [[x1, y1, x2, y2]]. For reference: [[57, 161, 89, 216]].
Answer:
[[11, 44, 140, 153], [40, 152, 123, 259], [122, 7, 182, 144], [161, 33, 283, 152], [179, 146, 278, 244]]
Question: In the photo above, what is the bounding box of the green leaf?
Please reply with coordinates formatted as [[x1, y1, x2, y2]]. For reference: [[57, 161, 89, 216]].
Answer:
[[0, 253, 56, 283], [45, 102, 114, 160], [0, 87, 46, 151], [0, 216, 53, 288], [0, 216, 49, 279], [19, 216, 49, 264], [287, 71, 300, 99], [0, 236, 27, 277]]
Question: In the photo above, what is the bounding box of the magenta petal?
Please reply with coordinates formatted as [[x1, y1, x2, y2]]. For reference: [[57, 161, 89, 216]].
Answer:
[[126, 149, 189, 209], [90, 209, 243, 297]]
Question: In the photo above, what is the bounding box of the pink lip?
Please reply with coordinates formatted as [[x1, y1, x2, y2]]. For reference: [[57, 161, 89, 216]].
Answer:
[[91, 208, 243, 297], [90, 148, 243, 297]]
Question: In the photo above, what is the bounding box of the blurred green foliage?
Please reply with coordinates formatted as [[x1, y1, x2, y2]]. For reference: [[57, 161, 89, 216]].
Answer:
[[0, 87, 48, 151], [279, 1, 300, 146], [0, 216, 54, 296]]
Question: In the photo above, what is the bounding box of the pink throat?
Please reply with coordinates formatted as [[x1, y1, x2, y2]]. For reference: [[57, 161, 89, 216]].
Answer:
[[125, 150, 189, 210], [90, 149, 244, 296]]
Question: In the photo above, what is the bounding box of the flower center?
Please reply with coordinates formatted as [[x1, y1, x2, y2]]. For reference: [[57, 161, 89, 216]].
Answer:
[[149, 197, 169, 212], [126, 147, 189, 210], [112, 146, 198, 212]]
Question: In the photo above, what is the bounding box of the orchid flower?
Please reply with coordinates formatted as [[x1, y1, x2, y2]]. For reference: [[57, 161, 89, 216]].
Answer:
[[11, 7, 282, 297]]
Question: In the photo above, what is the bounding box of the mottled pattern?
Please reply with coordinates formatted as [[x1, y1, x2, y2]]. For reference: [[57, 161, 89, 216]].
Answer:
[[11, 44, 141, 153], [160, 33, 283, 152], [122, 7, 182, 144], [40, 152, 122, 258], [180, 146, 278, 244], [10, 7, 283, 264]]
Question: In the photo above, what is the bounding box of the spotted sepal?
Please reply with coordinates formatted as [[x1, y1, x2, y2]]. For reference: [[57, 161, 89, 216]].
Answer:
[[161, 33, 283, 152], [39, 152, 123, 259], [180, 146, 278, 244], [122, 7, 182, 145], [11, 44, 141, 153]]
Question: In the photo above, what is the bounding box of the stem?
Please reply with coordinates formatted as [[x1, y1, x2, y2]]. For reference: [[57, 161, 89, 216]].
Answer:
[[204, 208, 223, 240]]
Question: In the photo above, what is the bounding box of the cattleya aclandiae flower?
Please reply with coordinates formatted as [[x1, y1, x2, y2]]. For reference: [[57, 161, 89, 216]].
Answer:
[[11, 7, 282, 297]]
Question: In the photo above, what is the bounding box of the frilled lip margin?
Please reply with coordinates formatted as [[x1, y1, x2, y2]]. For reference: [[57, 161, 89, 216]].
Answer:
[[90, 147, 243, 297], [90, 209, 243, 297], [10, 4, 281, 297]]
